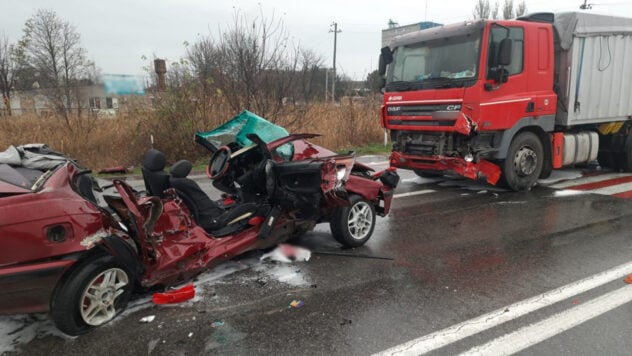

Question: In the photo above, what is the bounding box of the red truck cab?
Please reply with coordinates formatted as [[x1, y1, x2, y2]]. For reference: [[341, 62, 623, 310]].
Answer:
[[380, 14, 558, 190]]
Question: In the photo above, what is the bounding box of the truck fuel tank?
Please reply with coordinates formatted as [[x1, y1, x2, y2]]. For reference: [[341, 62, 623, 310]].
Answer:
[[561, 131, 599, 166]]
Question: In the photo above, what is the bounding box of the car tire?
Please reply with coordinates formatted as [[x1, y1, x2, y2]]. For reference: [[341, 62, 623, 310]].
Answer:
[[500, 131, 543, 191], [51, 255, 132, 336], [330, 194, 376, 248]]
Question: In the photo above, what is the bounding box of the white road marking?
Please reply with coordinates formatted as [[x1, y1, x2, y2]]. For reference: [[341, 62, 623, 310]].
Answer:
[[373, 261, 632, 356], [549, 173, 630, 189], [461, 284, 632, 356], [393, 190, 436, 199], [590, 181, 632, 195]]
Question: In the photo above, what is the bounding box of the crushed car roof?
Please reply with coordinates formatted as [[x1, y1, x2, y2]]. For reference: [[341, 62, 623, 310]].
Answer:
[[0, 144, 69, 190]]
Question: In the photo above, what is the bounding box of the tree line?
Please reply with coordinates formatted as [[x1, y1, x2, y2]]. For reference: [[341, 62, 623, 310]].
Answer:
[[1, 2, 530, 122], [473, 0, 528, 20], [0, 9, 357, 123]]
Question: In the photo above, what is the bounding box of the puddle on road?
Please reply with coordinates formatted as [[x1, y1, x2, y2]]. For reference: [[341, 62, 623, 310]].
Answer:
[[0, 314, 69, 354], [552, 189, 587, 197]]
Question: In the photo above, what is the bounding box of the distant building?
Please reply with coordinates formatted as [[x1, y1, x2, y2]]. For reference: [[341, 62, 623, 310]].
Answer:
[[381, 21, 442, 47], [0, 82, 149, 117]]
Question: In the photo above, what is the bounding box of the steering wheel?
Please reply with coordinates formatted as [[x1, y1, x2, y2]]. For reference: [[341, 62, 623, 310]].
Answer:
[[207, 146, 231, 179]]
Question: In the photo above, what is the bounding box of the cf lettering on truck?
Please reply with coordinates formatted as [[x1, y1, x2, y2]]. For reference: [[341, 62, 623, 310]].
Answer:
[[378, 12, 632, 191]]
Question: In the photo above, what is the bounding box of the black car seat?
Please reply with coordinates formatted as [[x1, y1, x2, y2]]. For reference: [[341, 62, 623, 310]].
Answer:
[[142, 149, 170, 197], [169, 160, 259, 235]]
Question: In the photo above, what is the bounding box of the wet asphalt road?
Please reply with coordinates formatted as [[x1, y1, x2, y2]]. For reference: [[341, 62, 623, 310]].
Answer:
[[4, 158, 632, 355]]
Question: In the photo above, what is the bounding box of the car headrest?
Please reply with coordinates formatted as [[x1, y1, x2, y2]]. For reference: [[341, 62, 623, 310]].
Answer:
[[170, 160, 193, 178], [143, 149, 166, 172]]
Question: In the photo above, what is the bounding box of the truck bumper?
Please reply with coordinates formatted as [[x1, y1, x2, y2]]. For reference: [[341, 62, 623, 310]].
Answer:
[[390, 151, 502, 185]]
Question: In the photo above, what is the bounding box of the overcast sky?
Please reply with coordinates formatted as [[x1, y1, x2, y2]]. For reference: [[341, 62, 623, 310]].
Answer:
[[2, 0, 632, 80]]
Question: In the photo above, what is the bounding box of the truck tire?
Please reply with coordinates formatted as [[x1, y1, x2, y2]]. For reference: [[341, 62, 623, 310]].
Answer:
[[539, 144, 553, 179], [501, 131, 543, 191], [619, 142, 632, 172]]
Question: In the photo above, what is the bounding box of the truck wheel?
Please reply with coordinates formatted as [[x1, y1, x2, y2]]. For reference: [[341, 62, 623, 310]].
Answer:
[[330, 194, 376, 248], [539, 145, 553, 179], [414, 169, 443, 178], [502, 132, 543, 191], [620, 145, 632, 172], [51, 255, 132, 336]]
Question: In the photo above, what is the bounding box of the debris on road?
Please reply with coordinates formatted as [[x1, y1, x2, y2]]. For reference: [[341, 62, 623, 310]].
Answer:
[[139, 315, 156, 323], [152, 284, 195, 304], [289, 300, 305, 308], [211, 321, 224, 328], [260, 244, 311, 263], [340, 318, 352, 326]]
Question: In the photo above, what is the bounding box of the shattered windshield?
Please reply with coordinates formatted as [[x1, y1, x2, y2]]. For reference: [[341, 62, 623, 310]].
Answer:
[[386, 33, 481, 91], [195, 110, 294, 159]]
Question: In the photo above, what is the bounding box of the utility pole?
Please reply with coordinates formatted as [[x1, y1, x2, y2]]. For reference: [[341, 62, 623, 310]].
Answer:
[[580, 0, 592, 9], [329, 22, 341, 102]]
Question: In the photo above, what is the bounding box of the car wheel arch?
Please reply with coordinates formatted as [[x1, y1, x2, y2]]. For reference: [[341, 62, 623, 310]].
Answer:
[[49, 235, 141, 311]]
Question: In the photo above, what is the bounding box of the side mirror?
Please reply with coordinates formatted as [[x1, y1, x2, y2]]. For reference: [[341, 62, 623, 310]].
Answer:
[[497, 38, 513, 66], [378, 47, 393, 76]]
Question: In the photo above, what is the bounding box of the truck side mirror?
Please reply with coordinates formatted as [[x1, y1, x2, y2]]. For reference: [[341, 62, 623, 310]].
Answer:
[[497, 38, 513, 66], [378, 47, 393, 76]]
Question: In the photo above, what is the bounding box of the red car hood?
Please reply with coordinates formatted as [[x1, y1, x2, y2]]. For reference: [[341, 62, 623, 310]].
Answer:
[[0, 181, 31, 194]]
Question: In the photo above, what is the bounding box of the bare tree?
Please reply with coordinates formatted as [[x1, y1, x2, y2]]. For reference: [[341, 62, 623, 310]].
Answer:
[[186, 37, 219, 92], [502, 0, 515, 19], [515, 1, 528, 17], [295, 48, 324, 103], [491, 1, 500, 20], [473, 0, 491, 19], [20, 9, 91, 124], [0, 33, 21, 116], [186, 10, 324, 121]]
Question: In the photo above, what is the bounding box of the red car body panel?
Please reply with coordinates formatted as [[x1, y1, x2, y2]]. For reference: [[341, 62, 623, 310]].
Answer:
[[0, 164, 110, 267], [1, 260, 76, 314], [271, 135, 396, 215]]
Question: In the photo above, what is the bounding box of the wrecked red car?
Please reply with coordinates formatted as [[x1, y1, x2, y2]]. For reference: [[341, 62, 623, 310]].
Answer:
[[0, 111, 399, 335]]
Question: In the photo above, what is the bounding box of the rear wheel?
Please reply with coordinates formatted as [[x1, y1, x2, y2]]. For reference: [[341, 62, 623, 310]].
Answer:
[[501, 131, 543, 191], [330, 194, 376, 248], [51, 255, 132, 336], [619, 145, 632, 172]]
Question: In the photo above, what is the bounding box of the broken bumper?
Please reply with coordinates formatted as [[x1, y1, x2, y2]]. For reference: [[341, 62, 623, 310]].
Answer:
[[390, 151, 502, 185]]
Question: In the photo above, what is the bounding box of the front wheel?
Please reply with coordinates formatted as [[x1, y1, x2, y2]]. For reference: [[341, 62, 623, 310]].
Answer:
[[51, 255, 133, 336], [330, 194, 376, 248], [501, 131, 544, 191]]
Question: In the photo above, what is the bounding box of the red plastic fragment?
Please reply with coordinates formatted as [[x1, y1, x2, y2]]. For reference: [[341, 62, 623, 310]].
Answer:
[[152, 284, 195, 304], [624, 274, 632, 284], [248, 216, 265, 226]]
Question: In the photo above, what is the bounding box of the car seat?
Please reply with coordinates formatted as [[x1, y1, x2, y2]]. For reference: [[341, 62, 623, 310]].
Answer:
[[169, 160, 259, 235], [141, 149, 170, 197]]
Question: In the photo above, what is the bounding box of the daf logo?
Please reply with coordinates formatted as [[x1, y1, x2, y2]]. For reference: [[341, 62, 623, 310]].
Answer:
[[388, 96, 403, 101], [446, 105, 461, 111], [387, 106, 400, 112]]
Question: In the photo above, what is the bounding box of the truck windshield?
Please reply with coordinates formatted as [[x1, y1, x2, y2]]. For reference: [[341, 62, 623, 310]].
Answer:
[[386, 34, 481, 91]]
